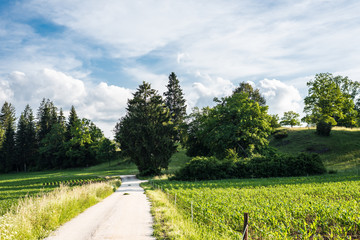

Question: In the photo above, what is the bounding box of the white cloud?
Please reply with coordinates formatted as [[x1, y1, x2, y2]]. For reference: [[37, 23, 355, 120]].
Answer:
[[185, 72, 235, 110], [1, 68, 133, 138], [258, 79, 303, 116]]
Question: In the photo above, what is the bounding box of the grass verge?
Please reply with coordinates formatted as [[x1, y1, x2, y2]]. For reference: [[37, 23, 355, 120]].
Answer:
[[0, 180, 119, 240], [143, 183, 233, 240]]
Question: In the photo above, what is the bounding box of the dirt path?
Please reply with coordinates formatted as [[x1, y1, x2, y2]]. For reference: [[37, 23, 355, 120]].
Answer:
[[45, 175, 155, 240]]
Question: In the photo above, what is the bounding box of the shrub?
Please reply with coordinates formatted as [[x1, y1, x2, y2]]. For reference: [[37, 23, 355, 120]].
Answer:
[[173, 156, 234, 181], [316, 120, 332, 136], [173, 150, 326, 181], [273, 129, 288, 139]]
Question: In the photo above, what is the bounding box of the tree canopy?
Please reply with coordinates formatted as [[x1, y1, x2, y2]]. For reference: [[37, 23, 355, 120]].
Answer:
[[115, 81, 176, 176], [164, 72, 187, 142], [280, 111, 301, 127], [303, 73, 358, 135], [185, 92, 272, 158]]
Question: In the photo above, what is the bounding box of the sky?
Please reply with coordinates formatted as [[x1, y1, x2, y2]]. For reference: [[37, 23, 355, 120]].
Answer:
[[0, 0, 360, 138]]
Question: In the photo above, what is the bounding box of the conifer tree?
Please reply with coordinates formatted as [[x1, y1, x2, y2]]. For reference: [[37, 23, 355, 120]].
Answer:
[[233, 82, 266, 106], [164, 72, 187, 141], [37, 98, 58, 169], [115, 81, 176, 175], [15, 105, 37, 172], [66, 105, 79, 141], [0, 102, 16, 172]]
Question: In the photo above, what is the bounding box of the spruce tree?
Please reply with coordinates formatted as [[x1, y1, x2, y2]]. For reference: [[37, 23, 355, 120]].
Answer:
[[164, 72, 187, 141], [115, 81, 176, 175], [0, 102, 16, 172], [15, 105, 37, 172], [66, 105, 79, 141], [233, 82, 266, 106], [37, 98, 58, 169]]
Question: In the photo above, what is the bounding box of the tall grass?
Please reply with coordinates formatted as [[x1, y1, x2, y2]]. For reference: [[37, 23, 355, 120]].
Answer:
[[0, 182, 118, 240]]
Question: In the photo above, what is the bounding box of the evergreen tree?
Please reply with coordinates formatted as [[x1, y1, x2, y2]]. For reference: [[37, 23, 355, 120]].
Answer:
[[15, 105, 37, 172], [0, 102, 16, 172], [233, 82, 266, 106], [164, 72, 187, 141], [115, 82, 176, 175], [66, 105, 79, 141], [37, 98, 58, 142], [37, 98, 58, 169]]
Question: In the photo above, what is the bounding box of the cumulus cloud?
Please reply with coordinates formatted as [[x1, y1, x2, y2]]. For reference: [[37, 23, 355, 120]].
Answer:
[[258, 79, 303, 116], [1, 68, 133, 138], [185, 72, 234, 110]]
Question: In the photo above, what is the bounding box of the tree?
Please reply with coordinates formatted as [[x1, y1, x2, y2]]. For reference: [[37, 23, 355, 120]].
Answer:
[[37, 98, 58, 142], [233, 82, 266, 106], [189, 92, 272, 158], [66, 105, 79, 141], [115, 82, 176, 176], [0, 102, 16, 172], [164, 72, 187, 141], [303, 73, 358, 135], [269, 114, 281, 129], [37, 99, 59, 168], [183, 107, 212, 157], [15, 105, 38, 172], [280, 111, 301, 127]]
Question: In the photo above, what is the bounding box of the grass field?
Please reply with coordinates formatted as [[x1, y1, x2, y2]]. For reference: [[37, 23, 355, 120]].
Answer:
[[148, 174, 360, 239], [270, 127, 360, 173]]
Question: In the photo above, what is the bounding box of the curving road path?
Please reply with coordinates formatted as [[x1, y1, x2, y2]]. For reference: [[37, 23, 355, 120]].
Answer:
[[45, 175, 155, 240]]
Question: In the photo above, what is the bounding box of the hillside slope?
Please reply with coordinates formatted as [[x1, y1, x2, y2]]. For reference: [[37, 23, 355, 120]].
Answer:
[[270, 127, 360, 173]]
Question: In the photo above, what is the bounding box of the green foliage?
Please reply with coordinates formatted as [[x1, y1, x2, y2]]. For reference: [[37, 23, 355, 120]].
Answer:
[[115, 82, 176, 176], [280, 111, 300, 127], [185, 93, 272, 158], [233, 82, 266, 106], [154, 174, 360, 239], [316, 120, 332, 136], [173, 156, 235, 181], [183, 107, 211, 157], [0, 102, 16, 173], [273, 129, 288, 139], [303, 73, 358, 135], [269, 114, 281, 129], [164, 72, 187, 142], [15, 105, 37, 172], [174, 149, 325, 181]]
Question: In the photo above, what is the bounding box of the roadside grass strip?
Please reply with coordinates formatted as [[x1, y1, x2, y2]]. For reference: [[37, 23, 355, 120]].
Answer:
[[0, 181, 119, 240], [144, 184, 232, 240], [150, 174, 360, 239]]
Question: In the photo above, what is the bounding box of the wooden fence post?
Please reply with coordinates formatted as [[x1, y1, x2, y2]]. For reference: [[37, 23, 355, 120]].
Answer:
[[243, 212, 249, 240]]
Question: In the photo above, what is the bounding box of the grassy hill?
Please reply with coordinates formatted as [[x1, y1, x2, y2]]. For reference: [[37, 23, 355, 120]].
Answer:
[[270, 127, 360, 173]]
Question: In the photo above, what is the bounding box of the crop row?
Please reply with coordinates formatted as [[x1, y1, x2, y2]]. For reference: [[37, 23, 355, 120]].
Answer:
[[42, 177, 108, 186], [151, 175, 360, 239]]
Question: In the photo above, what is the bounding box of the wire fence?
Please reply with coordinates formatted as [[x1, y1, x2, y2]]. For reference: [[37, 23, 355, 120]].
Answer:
[[149, 181, 250, 240]]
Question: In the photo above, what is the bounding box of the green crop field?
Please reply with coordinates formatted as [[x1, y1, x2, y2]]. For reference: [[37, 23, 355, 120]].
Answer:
[[150, 174, 360, 239]]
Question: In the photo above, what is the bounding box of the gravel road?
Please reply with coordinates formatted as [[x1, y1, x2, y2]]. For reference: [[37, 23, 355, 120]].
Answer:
[[45, 175, 155, 240]]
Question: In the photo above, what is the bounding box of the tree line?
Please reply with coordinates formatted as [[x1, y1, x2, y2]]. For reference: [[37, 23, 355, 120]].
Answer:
[[0, 99, 115, 173]]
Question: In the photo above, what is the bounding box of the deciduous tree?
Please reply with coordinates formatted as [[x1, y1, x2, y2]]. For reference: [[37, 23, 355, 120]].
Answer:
[[280, 111, 301, 127]]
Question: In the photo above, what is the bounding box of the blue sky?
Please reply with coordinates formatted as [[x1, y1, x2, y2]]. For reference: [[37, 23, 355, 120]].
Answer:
[[1, 0, 360, 137]]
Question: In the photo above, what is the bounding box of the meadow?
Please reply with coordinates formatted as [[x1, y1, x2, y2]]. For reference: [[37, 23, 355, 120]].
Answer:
[[270, 127, 360, 173], [149, 174, 360, 239]]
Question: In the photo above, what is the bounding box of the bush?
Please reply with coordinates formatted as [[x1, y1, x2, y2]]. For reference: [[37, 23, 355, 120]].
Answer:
[[173, 150, 326, 181], [173, 156, 234, 181], [316, 120, 332, 136], [273, 129, 288, 139]]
